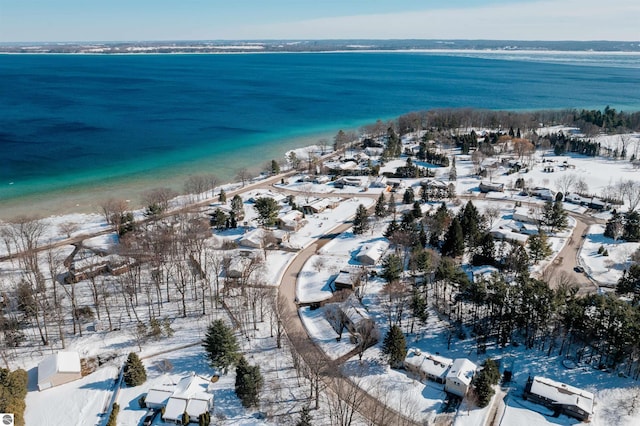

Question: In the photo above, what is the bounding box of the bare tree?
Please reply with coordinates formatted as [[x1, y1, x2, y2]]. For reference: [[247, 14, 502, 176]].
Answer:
[[142, 187, 176, 213], [619, 179, 640, 212], [100, 198, 128, 226], [484, 206, 501, 229], [236, 167, 250, 187], [555, 174, 577, 195], [58, 222, 79, 239]]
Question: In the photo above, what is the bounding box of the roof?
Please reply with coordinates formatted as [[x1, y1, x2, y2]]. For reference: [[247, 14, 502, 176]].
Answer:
[[340, 295, 371, 326], [38, 351, 81, 385], [356, 240, 388, 265], [164, 374, 213, 421], [446, 358, 477, 386], [530, 376, 594, 414], [145, 388, 173, 406], [404, 349, 453, 379]]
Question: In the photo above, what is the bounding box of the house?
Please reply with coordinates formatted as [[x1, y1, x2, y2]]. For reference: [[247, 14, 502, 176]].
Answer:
[[160, 373, 214, 424], [444, 358, 477, 397], [490, 228, 529, 244], [531, 187, 556, 201], [420, 179, 451, 200], [339, 295, 377, 343], [238, 228, 289, 249], [369, 176, 388, 188], [276, 210, 307, 232], [226, 256, 254, 279], [304, 198, 340, 215], [355, 240, 388, 266], [524, 376, 594, 421], [37, 351, 82, 391], [512, 207, 537, 224], [479, 181, 505, 193], [404, 349, 453, 384], [333, 269, 363, 290]]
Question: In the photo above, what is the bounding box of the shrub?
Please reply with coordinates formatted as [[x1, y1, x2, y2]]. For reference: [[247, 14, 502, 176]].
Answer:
[[106, 403, 119, 426]]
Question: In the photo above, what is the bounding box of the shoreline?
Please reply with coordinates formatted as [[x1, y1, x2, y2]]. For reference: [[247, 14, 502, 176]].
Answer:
[[0, 126, 348, 221]]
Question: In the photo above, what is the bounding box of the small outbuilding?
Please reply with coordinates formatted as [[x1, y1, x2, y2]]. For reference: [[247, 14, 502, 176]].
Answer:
[[37, 351, 82, 391], [444, 358, 477, 398]]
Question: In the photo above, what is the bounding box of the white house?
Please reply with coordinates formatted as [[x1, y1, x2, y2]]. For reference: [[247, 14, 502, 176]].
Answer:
[[276, 210, 306, 232], [512, 207, 537, 224], [356, 240, 388, 266], [524, 376, 594, 421], [444, 358, 477, 397], [37, 351, 82, 391], [404, 349, 453, 384], [163, 373, 214, 424]]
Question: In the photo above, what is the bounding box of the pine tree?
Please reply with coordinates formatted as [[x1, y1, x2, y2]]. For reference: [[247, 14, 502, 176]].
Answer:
[[123, 352, 147, 387], [231, 194, 244, 218], [449, 156, 457, 181], [375, 192, 387, 217], [381, 254, 403, 284], [384, 219, 399, 239], [528, 231, 552, 264], [352, 204, 370, 235], [604, 210, 624, 240], [442, 217, 465, 258], [235, 356, 263, 408], [219, 188, 227, 204], [254, 197, 281, 226], [460, 201, 482, 247], [202, 319, 240, 374], [382, 325, 407, 368], [296, 406, 313, 426], [271, 159, 280, 175], [412, 201, 422, 220], [403, 187, 415, 204]]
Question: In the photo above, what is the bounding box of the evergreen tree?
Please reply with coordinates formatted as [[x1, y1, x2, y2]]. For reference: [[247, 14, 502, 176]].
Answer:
[[460, 201, 482, 247], [449, 156, 457, 181], [235, 356, 263, 408], [0, 368, 28, 426], [296, 406, 313, 426], [382, 325, 407, 368], [106, 403, 119, 426], [384, 218, 399, 239], [231, 194, 244, 218], [412, 201, 422, 220], [418, 223, 427, 248], [381, 254, 403, 284], [442, 217, 465, 257], [352, 204, 370, 235], [542, 200, 568, 233], [403, 187, 415, 204], [617, 263, 640, 298], [271, 159, 280, 175], [375, 192, 387, 217], [202, 319, 240, 374], [472, 232, 496, 266], [624, 211, 640, 241], [473, 358, 500, 407], [123, 352, 147, 387], [528, 231, 553, 264], [253, 197, 281, 227], [604, 210, 624, 240]]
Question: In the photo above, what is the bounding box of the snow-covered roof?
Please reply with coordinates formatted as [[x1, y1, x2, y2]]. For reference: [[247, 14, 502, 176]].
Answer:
[[446, 358, 477, 386], [163, 374, 213, 421], [404, 349, 453, 380], [530, 376, 594, 414], [145, 388, 173, 406], [356, 240, 388, 265], [340, 295, 371, 327], [38, 351, 81, 389]]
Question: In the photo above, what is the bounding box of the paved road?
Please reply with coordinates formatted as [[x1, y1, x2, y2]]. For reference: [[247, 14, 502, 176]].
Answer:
[[278, 220, 420, 426]]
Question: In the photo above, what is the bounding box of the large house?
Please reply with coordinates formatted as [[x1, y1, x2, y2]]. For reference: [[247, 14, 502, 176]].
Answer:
[[404, 349, 453, 384], [444, 358, 477, 398], [156, 373, 214, 424], [524, 376, 594, 421], [37, 351, 82, 391]]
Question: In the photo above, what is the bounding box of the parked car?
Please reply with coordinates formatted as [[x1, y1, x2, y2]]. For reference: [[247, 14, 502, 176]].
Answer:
[[574, 266, 585, 273]]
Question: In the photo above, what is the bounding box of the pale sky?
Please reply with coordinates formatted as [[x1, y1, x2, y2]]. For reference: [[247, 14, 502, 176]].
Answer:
[[0, 0, 637, 42]]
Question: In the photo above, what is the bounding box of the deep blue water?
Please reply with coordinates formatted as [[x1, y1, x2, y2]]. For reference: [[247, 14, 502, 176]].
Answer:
[[1, 52, 639, 202]]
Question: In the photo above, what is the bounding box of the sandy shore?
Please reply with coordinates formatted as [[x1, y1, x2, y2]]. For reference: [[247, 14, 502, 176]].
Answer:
[[0, 129, 340, 221]]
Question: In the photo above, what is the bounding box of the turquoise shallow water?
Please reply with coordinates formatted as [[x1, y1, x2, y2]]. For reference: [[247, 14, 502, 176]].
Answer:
[[1, 52, 639, 216]]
